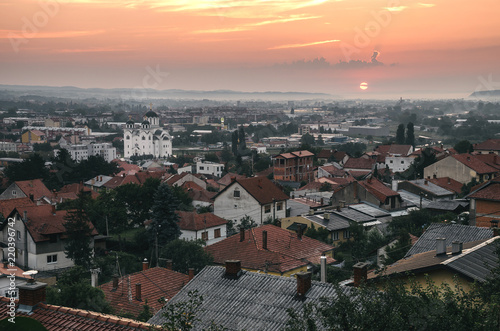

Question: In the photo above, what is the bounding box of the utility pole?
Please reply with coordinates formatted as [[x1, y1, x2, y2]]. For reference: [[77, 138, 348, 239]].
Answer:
[[155, 226, 159, 267]]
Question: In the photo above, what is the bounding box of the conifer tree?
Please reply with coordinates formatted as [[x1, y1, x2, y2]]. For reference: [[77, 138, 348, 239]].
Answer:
[[148, 183, 181, 247]]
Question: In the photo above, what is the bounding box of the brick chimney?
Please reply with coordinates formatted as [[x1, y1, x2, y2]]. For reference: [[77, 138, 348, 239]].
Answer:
[[240, 227, 245, 242], [142, 258, 149, 271], [112, 274, 119, 290], [297, 225, 303, 240], [165, 259, 173, 270], [135, 283, 142, 301], [188, 268, 195, 281], [296, 272, 312, 297], [353, 262, 369, 287], [225, 260, 242, 279], [51, 204, 56, 215], [262, 230, 268, 250], [436, 238, 446, 255], [18, 281, 47, 312]]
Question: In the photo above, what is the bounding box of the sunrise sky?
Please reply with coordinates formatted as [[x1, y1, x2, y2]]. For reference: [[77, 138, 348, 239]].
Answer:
[[1, 0, 500, 98]]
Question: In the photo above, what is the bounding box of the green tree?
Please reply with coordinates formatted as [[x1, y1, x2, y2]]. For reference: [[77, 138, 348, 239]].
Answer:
[[231, 130, 238, 155], [405, 122, 415, 146], [454, 140, 474, 154], [5, 153, 49, 182], [238, 126, 247, 152], [64, 192, 94, 269], [46, 266, 112, 313], [161, 290, 204, 331], [395, 123, 405, 144], [148, 183, 181, 248], [137, 300, 153, 322], [300, 133, 315, 147], [162, 239, 213, 274]]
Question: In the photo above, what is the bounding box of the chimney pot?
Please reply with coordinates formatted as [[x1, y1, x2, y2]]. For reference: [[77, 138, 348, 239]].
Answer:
[[424, 180, 428, 185], [225, 260, 242, 279], [353, 262, 369, 287], [336, 206, 341, 212], [297, 225, 303, 240], [323, 213, 330, 220], [135, 283, 142, 301], [436, 238, 446, 255], [451, 241, 463, 255], [142, 258, 149, 271], [320, 255, 327, 283], [296, 272, 312, 296], [165, 259, 173, 270], [240, 227, 245, 242], [262, 230, 268, 250], [188, 268, 195, 281]]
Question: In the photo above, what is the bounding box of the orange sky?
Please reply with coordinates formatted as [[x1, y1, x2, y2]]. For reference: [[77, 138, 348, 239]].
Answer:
[[1, 0, 500, 97]]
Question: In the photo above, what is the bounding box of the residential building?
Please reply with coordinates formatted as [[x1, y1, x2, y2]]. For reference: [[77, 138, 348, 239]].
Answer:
[[100, 263, 189, 319], [21, 130, 46, 144], [317, 164, 347, 179], [217, 172, 246, 190], [0, 141, 17, 153], [166, 172, 207, 189], [149, 263, 350, 330], [177, 211, 227, 245], [429, 177, 464, 195], [205, 225, 335, 277], [397, 179, 456, 201], [0, 281, 152, 330], [196, 160, 224, 177], [467, 180, 500, 227], [0, 204, 98, 271], [342, 157, 376, 178], [213, 177, 288, 225], [473, 138, 500, 155], [423, 154, 499, 184], [317, 149, 348, 165], [59, 142, 117, 163], [368, 237, 499, 292], [123, 108, 172, 159], [0, 179, 54, 203], [273, 150, 314, 183]]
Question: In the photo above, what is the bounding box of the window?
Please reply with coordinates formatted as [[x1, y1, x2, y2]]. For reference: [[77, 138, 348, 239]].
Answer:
[[200, 166, 204, 170], [201, 231, 208, 241], [12, 190, 16, 196], [389, 160, 393, 164], [142, 136, 145, 140], [265, 204, 271, 213], [47, 254, 57, 264], [233, 189, 240, 198], [277, 202, 283, 211], [343, 230, 350, 239], [17, 231, 21, 240], [401, 161, 404, 164], [214, 228, 221, 238], [126, 135, 130, 140], [333, 232, 339, 241]]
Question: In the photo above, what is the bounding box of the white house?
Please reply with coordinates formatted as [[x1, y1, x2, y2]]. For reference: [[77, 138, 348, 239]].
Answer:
[[0, 204, 98, 272], [177, 211, 227, 246], [58, 142, 117, 163], [123, 109, 172, 159], [213, 177, 289, 225], [196, 161, 224, 177]]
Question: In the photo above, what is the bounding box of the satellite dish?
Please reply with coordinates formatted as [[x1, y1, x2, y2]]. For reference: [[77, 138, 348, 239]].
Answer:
[[22, 270, 38, 277]]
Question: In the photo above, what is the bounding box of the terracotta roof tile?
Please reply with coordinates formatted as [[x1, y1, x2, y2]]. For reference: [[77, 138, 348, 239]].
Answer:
[[205, 224, 335, 274], [234, 177, 289, 205], [14, 179, 54, 201], [452, 154, 499, 174], [100, 267, 189, 318], [473, 138, 500, 152], [217, 173, 247, 186], [468, 182, 500, 201], [358, 177, 400, 203], [343, 157, 375, 170], [177, 211, 227, 231], [429, 177, 463, 194], [0, 197, 34, 218]]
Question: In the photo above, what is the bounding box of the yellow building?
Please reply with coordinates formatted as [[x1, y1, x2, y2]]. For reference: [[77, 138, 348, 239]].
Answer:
[[367, 237, 499, 292], [21, 130, 46, 144]]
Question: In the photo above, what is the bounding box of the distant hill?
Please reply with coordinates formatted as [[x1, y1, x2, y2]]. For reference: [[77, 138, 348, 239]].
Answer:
[[0, 84, 335, 101], [469, 90, 500, 99]]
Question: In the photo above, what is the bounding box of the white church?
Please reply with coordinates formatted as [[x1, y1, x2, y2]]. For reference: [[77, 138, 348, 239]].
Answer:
[[123, 107, 172, 159]]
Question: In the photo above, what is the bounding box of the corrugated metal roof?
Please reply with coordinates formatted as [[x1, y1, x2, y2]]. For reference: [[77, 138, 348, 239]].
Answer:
[[348, 203, 391, 218], [148, 266, 351, 330], [405, 223, 493, 257]]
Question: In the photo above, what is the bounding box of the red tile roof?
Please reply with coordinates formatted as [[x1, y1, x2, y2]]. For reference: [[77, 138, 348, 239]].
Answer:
[[452, 154, 499, 174], [358, 177, 400, 203], [0, 197, 34, 218], [474, 154, 500, 171], [275, 150, 314, 159], [205, 224, 335, 274], [468, 182, 500, 201], [473, 138, 500, 152], [176, 211, 227, 231], [15, 179, 54, 201], [343, 157, 375, 170], [319, 165, 347, 177], [100, 267, 189, 318], [0, 296, 152, 330], [11, 204, 98, 242], [375, 144, 412, 156], [233, 177, 289, 205], [429, 177, 463, 194], [58, 183, 99, 200], [217, 173, 247, 187], [317, 149, 346, 161], [104, 172, 164, 189], [181, 181, 204, 191], [188, 188, 216, 203]]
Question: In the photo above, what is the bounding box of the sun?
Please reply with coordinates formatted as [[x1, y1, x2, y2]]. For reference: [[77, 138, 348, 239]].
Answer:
[[360, 82, 368, 90]]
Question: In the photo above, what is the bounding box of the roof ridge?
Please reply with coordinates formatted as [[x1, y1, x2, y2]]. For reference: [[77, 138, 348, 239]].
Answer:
[[442, 236, 500, 266]]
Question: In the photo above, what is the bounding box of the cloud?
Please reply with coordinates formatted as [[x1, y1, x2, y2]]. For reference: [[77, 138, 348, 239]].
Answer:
[[384, 6, 408, 12], [193, 14, 320, 34], [418, 3, 436, 8], [268, 39, 340, 50]]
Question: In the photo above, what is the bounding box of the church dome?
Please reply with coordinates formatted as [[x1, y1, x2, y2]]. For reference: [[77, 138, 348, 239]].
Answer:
[[142, 120, 150, 125], [144, 110, 158, 118], [126, 119, 134, 125]]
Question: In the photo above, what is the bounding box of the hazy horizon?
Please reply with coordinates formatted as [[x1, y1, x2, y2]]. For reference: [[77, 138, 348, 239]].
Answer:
[[2, 0, 499, 98]]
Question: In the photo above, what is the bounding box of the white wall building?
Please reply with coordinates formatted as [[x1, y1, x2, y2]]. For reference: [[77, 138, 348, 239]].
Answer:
[[124, 109, 172, 159], [58, 142, 117, 163], [196, 161, 224, 177]]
